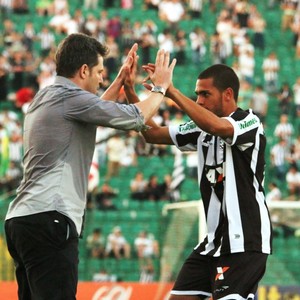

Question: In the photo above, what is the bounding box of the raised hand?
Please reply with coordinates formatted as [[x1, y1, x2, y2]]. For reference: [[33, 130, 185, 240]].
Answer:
[[142, 63, 155, 91], [148, 50, 176, 91], [117, 43, 138, 83], [124, 46, 139, 89]]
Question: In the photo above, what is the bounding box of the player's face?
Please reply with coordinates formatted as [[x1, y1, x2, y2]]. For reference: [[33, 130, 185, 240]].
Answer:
[[85, 56, 104, 95], [195, 78, 225, 117]]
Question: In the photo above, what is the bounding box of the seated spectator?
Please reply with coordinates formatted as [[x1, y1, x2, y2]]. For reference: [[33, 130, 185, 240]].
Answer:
[[158, 174, 173, 201], [86, 228, 106, 259], [277, 82, 293, 115], [134, 230, 159, 259], [146, 174, 163, 201], [250, 85, 269, 125], [280, 0, 297, 31], [120, 134, 137, 167], [158, 0, 185, 30], [8, 130, 23, 167], [130, 171, 148, 201], [262, 52, 280, 95], [37, 26, 56, 58], [13, 0, 29, 14], [48, 7, 71, 34], [286, 164, 300, 200], [105, 132, 125, 181], [286, 142, 300, 167], [94, 182, 118, 210], [270, 137, 289, 183], [105, 226, 131, 259], [266, 182, 282, 203], [274, 114, 294, 145], [134, 230, 159, 283], [139, 261, 155, 283], [174, 29, 187, 65], [92, 268, 118, 282]]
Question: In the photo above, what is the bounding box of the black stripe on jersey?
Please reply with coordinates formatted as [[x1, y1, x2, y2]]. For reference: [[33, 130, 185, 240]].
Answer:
[[177, 131, 200, 147], [232, 108, 249, 120], [256, 134, 266, 193]]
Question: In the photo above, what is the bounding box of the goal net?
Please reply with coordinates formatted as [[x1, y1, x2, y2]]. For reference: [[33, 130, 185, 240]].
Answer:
[[158, 200, 300, 289]]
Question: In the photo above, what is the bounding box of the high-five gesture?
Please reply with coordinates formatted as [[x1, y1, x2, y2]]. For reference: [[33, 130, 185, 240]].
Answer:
[[124, 49, 176, 122], [144, 50, 176, 91], [101, 43, 139, 100], [118, 43, 139, 83]]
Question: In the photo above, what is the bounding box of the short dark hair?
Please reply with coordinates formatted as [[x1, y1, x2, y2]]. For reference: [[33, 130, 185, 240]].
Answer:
[[198, 64, 240, 102], [55, 33, 109, 78]]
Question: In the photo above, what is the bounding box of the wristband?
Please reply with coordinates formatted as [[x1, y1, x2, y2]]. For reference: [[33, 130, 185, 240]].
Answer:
[[151, 86, 166, 96]]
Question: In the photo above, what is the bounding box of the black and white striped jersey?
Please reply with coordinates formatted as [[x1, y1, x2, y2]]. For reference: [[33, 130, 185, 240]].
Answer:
[[169, 108, 272, 257]]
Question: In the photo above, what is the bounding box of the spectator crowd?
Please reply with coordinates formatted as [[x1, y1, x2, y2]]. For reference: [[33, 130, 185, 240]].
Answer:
[[86, 226, 159, 282], [1, 2, 300, 204], [1, 0, 300, 284]]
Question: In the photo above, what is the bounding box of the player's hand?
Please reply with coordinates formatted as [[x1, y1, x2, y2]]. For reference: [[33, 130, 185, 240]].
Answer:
[[124, 48, 139, 90], [143, 50, 176, 91], [142, 63, 155, 91], [117, 43, 138, 83]]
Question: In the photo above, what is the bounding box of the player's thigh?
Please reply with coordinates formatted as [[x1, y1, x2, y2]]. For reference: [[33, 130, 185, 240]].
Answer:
[[171, 251, 212, 298], [211, 252, 268, 300]]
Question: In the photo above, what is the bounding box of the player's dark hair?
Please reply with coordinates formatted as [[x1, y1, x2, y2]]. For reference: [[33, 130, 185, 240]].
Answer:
[[55, 33, 109, 78], [198, 64, 240, 102]]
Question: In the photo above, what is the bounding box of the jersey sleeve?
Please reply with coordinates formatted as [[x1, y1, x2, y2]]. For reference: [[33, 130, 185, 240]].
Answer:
[[223, 109, 263, 146], [169, 120, 201, 151]]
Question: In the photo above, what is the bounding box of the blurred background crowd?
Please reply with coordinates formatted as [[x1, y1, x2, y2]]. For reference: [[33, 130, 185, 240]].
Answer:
[[1, 0, 299, 201], [0, 0, 300, 283]]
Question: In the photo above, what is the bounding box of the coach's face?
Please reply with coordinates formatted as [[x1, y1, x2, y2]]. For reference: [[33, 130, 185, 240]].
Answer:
[[195, 78, 227, 117], [84, 55, 104, 94]]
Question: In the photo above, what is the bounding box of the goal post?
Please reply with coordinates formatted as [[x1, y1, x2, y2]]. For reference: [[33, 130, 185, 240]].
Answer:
[[162, 200, 206, 245], [159, 199, 300, 289]]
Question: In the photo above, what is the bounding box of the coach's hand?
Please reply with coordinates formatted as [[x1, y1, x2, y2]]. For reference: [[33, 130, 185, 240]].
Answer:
[[117, 43, 138, 84]]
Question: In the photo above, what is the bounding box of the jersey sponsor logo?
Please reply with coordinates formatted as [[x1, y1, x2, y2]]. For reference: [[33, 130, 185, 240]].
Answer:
[[215, 266, 230, 281], [238, 117, 258, 130], [179, 121, 197, 133]]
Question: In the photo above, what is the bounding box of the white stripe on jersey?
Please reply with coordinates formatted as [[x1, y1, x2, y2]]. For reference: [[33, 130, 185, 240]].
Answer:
[[224, 146, 245, 253], [254, 124, 272, 253]]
